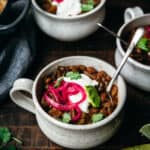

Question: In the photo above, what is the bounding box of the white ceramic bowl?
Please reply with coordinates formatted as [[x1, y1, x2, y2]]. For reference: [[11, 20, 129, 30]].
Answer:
[[115, 7, 150, 91], [31, 0, 106, 41], [10, 56, 126, 149]]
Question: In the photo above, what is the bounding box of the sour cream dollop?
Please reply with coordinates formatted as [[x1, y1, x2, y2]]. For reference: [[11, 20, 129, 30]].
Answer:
[[63, 74, 98, 113], [52, 0, 81, 17]]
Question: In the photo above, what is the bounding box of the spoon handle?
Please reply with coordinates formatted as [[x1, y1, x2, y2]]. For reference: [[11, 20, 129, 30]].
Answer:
[[97, 23, 128, 46], [106, 27, 144, 93]]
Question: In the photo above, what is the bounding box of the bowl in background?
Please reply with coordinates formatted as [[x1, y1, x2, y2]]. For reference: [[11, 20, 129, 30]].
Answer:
[[0, 0, 30, 36], [10, 56, 126, 149], [31, 0, 106, 41], [115, 7, 150, 91]]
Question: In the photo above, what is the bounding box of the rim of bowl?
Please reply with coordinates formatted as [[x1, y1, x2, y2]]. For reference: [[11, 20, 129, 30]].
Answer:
[[0, 0, 30, 32], [116, 14, 150, 71], [31, 0, 106, 20], [33, 56, 127, 130]]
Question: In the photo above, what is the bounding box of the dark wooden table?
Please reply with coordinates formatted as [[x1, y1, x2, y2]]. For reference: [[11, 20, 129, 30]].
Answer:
[[1, 0, 150, 149]]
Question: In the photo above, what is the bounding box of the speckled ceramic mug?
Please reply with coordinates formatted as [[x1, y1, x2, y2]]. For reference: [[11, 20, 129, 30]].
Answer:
[[10, 56, 126, 149]]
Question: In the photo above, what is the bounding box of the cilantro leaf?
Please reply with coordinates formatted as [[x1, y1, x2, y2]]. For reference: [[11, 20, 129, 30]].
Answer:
[[92, 113, 103, 123], [62, 113, 71, 123], [65, 72, 81, 80], [0, 127, 22, 150], [81, 0, 94, 12], [81, 4, 94, 12], [87, 0, 94, 5], [139, 123, 150, 140], [137, 38, 150, 52], [0, 128, 11, 144]]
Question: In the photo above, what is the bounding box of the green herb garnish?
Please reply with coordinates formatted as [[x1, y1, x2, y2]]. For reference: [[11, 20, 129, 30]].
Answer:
[[92, 113, 103, 123], [62, 113, 71, 123], [0, 127, 22, 149], [81, 0, 94, 12], [137, 38, 150, 52], [122, 123, 150, 149], [65, 72, 81, 80], [0, 128, 11, 144], [85, 86, 100, 108], [54, 78, 63, 88], [122, 144, 150, 150], [87, 0, 95, 5], [139, 123, 150, 140], [81, 4, 94, 12]]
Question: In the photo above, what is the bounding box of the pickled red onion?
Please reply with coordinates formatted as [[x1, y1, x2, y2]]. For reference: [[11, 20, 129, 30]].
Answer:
[[44, 92, 75, 111], [65, 82, 87, 104], [72, 106, 82, 122], [44, 80, 87, 121], [145, 26, 150, 32], [145, 26, 150, 38], [53, 0, 63, 3]]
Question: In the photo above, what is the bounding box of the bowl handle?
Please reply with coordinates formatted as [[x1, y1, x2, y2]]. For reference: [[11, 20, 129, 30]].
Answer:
[[124, 6, 144, 24], [9, 78, 35, 114]]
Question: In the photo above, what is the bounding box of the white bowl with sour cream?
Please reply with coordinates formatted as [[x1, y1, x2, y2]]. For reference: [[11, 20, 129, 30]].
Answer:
[[31, 0, 106, 41], [10, 56, 126, 149]]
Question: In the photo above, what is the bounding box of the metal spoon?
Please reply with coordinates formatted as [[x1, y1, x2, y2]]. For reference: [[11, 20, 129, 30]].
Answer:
[[106, 27, 144, 95], [97, 23, 128, 46]]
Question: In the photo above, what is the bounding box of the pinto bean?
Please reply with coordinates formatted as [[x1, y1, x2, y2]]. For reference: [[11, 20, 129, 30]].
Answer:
[[111, 85, 118, 97], [98, 83, 103, 92], [68, 65, 79, 72], [84, 71, 96, 80], [86, 66, 97, 74], [107, 107, 113, 115], [48, 108, 63, 118], [89, 108, 99, 114], [106, 75, 111, 82], [49, 5, 57, 14], [58, 66, 65, 71], [111, 97, 118, 108], [81, 0, 88, 4], [41, 97, 49, 108], [44, 77, 51, 84], [100, 108, 108, 117], [79, 65, 86, 71], [93, 0, 101, 5], [103, 102, 112, 109], [77, 113, 89, 124], [56, 70, 63, 78]]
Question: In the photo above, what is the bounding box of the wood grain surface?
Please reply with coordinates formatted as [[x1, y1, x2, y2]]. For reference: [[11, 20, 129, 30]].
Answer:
[[0, 0, 150, 149]]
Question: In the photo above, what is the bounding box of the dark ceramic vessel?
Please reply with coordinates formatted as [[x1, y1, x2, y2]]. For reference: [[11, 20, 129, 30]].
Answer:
[[0, 0, 30, 36]]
